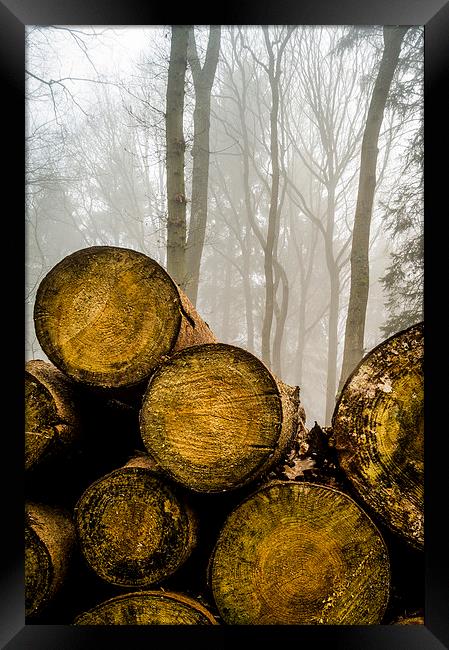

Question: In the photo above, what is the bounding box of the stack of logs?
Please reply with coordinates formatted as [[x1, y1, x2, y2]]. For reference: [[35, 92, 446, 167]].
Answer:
[[26, 245, 424, 626]]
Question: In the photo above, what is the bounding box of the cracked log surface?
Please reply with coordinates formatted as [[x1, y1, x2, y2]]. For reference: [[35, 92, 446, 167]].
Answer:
[[34, 246, 216, 390], [25, 502, 76, 617], [25, 360, 81, 472], [332, 322, 423, 550], [74, 590, 218, 625], [210, 481, 390, 624], [74, 456, 197, 587], [140, 343, 304, 493]]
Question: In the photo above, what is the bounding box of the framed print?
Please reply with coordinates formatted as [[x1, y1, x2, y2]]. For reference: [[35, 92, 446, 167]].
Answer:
[[1, 0, 448, 647]]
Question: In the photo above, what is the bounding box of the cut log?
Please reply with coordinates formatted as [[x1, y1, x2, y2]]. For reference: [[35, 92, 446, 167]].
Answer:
[[332, 323, 423, 550], [140, 343, 304, 493], [74, 456, 197, 587], [394, 614, 424, 625], [25, 502, 76, 617], [34, 246, 216, 390], [74, 590, 218, 625], [271, 421, 346, 489], [210, 481, 390, 624], [25, 360, 80, 472]]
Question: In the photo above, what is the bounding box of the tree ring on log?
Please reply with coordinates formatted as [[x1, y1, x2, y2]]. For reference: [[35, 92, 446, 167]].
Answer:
[[25, 503, 75, 617], [25, 360, 79, 471], [75, 466, 197, 587], [34, 246, 183, 389], [25, 370, 59, 471], [210, 481, 390, 624], [74, 590, 218, 625], [332, 322, 423, 549], [140, 343, 299, 493], [25, 524, 53, 617]]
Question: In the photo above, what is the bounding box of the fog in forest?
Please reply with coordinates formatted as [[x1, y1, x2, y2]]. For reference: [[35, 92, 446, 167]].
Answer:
[[25, 25, 423, 426]]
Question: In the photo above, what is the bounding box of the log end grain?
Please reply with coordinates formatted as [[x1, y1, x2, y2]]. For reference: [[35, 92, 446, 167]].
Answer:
[[25, 360, 80, 471], [210, 481, 390, 625], [34, 246, 183, 389], [332, 323, 424, 550], [74, 590, 218, 625], [25, 524, 52, 617], [140, 343, 301, 493], [74, 466, 197, 587], [25, 502, 76, 617]]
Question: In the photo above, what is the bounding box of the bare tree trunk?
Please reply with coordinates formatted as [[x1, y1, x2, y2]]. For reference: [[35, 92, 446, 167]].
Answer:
[[230, 28, 292, 365], [323, 177, 341, 425], [242, 228, 255, 352], [326, 266, 340, 424], [221, 239, 233, 341], [272, 261, 289, 376], [166, 26, 189, 287], [260, 28, 283, 369], [262, 27, 291, 367], [338, 27, 408, 392], [185, 26, 221, 305], [296, 299, 306, 384], [238, 87, 261, 356], [293, 224, 319, 386], [212, 159, 255, 352]]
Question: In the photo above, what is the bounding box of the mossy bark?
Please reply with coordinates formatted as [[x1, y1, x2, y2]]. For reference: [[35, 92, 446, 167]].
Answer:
[[210, 481, 390, 625], [332, 322, 423, 550], [74, 456, 197, 587], [25, 502, 76, 617], [34, 246, 216, 390], [25, 360, 81, 472], [74, 589, 218, 625], [140, 343, 305, 493]]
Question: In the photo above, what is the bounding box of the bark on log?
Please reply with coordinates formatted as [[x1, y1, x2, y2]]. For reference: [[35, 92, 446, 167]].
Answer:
[[210, 481, 390, 625], [269, 421, 346, 489], [332, 322, 423, 550], [25, 502, 76, 617], [25, 360, 81, 472], [74, 456, 197, 587], [140, 343, 304, 493], [74, 590, 218, 625], [34, 246, 216, 390]]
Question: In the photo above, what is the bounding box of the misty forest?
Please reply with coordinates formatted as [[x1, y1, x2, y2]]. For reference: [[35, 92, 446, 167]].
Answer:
[[23, 24, 425, 627], [25, 24, 423, 429]]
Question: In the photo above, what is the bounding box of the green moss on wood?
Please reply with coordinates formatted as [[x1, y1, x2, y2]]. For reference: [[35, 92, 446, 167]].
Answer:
[[210, 481, 390, 625], [34, 246, 216, 389], [332, 323, 424, 549], [74, 464, 197, 587]]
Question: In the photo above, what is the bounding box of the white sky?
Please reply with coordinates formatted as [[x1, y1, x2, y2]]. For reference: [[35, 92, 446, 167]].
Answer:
[[26, 26, 170, 127], [27, 26, 166, 83]]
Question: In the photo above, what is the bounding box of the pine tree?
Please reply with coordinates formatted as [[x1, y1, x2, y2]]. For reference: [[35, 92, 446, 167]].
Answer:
[[381, 124, 423, 337]]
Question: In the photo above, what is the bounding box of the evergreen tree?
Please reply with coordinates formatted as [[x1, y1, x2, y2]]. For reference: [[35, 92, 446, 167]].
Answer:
[[380, 125, 423, 336]]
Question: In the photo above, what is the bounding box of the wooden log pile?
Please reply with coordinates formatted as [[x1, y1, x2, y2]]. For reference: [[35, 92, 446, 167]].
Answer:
[[25, 245, 424, 626]]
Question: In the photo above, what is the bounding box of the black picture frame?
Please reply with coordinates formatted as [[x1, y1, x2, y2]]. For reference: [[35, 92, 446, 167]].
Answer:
[[2, 0, 448, 647]]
